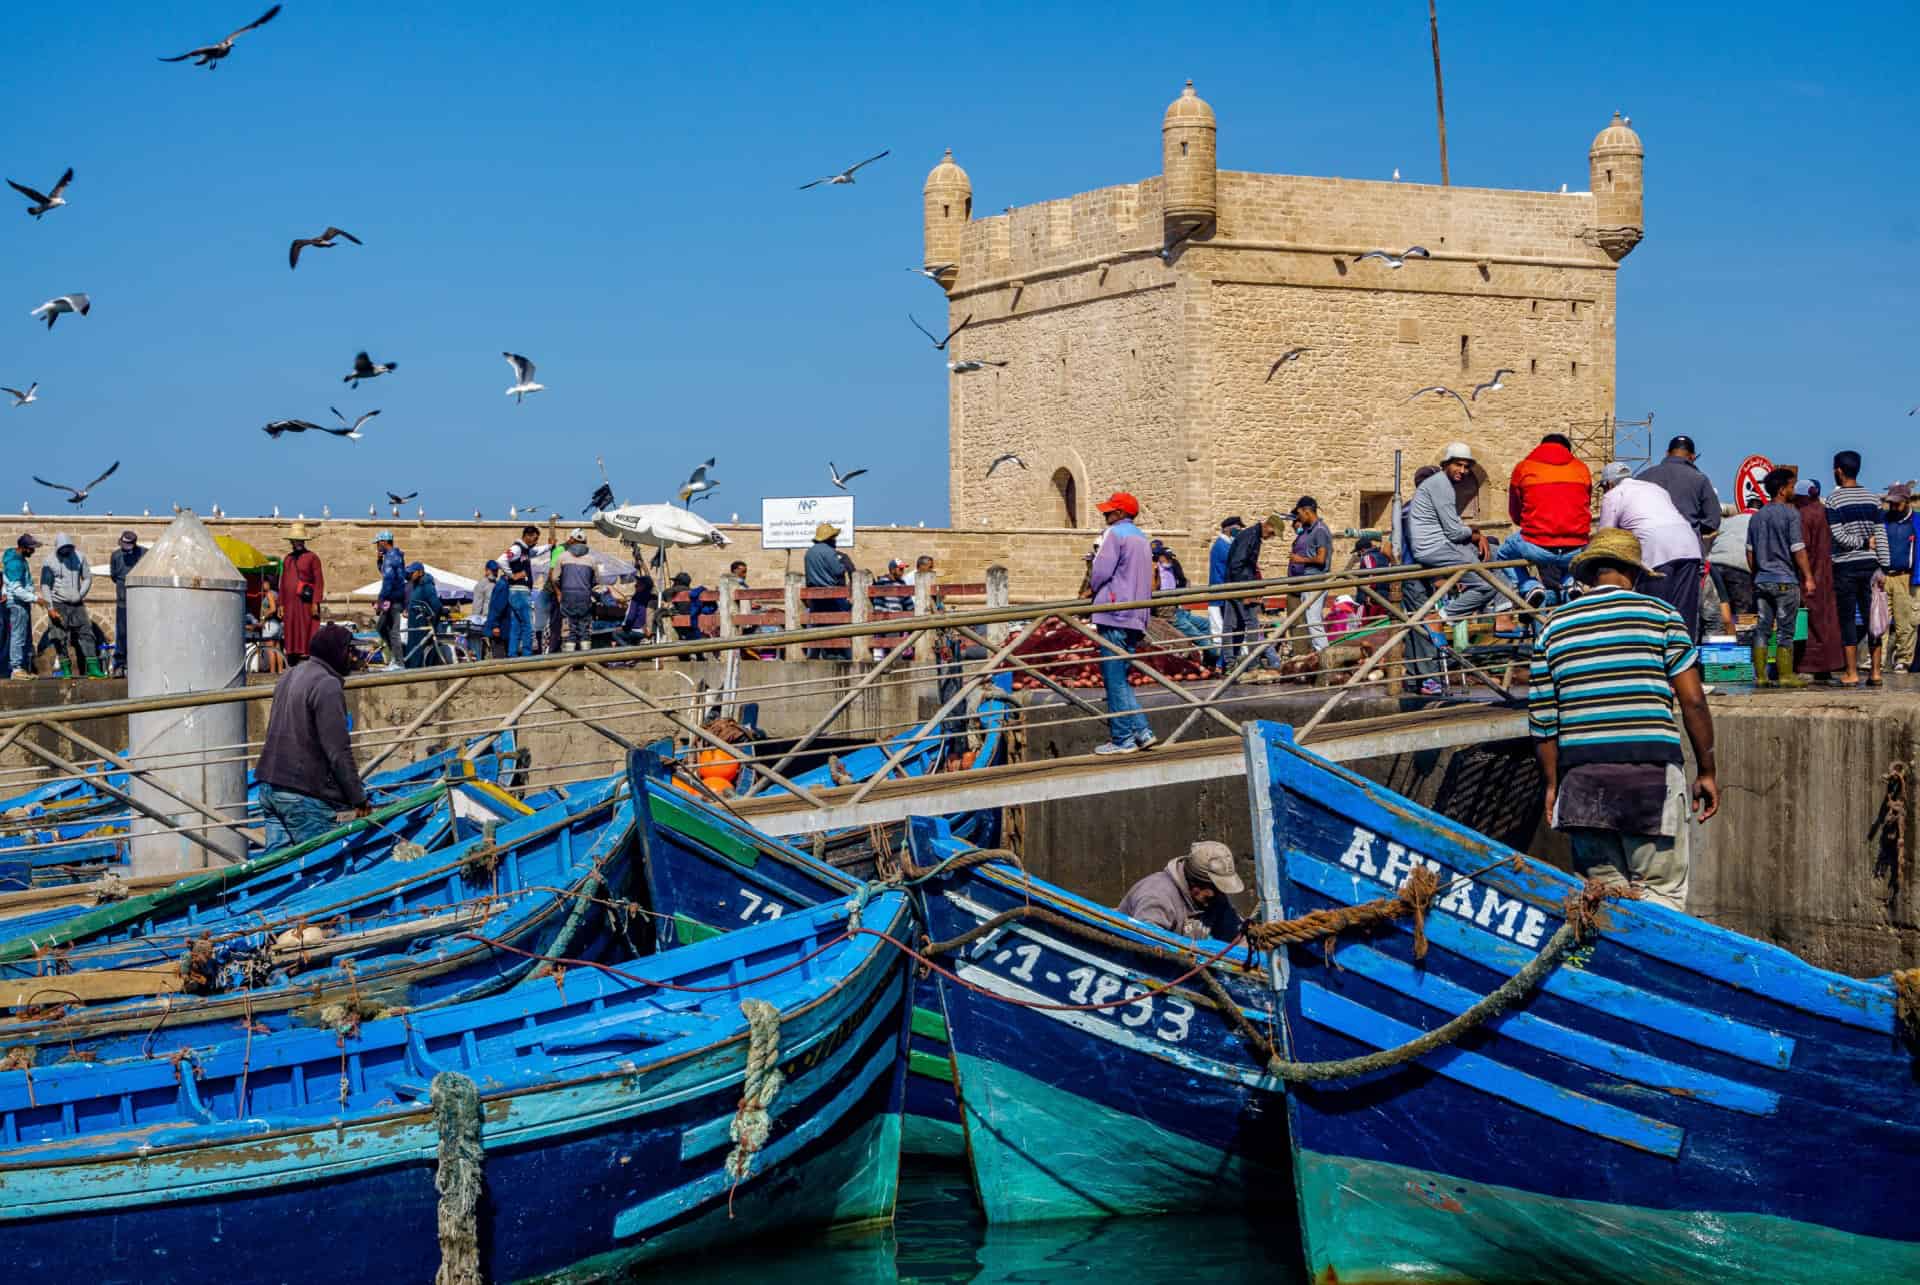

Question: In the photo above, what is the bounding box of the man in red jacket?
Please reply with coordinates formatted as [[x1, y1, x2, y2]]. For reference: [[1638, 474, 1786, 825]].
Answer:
[[1499, 433, 1594, 606]]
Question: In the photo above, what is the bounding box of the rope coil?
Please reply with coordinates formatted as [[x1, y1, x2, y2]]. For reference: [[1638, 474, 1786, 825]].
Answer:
[[724, 998, 785, 1211]]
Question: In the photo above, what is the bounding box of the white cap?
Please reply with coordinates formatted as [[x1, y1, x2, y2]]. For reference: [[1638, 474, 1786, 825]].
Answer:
[[1441, 441, 1474, 464], [567, 527, 587, 542], [1601, 461, 1633, 487]]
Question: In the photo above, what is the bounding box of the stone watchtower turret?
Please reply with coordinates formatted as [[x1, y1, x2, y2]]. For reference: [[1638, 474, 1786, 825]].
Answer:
[[1588, 111, 1645, 261], [922, 149, 972, 292], [1161, 79, 1217, 234]]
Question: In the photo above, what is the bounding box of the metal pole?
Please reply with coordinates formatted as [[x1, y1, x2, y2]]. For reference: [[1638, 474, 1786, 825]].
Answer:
[[16, 739, 240, 864], [1051, 615, 1242, 739], [358, 676, 471, 775], [502, 671, 638, 753], [1390, 449, 1404, 562], [1296, 568, 1466, 741], [1429, 0, 1450, 185]]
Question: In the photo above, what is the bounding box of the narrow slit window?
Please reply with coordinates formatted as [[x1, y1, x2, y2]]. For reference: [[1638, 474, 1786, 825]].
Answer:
[[1460, 335, 1471, 370], [1570, 360, 1579, 376], [1529, 358, 1537, 374]]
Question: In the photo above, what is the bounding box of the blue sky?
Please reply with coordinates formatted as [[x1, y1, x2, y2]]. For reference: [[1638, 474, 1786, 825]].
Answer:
[[3, 1, 1914, 523]]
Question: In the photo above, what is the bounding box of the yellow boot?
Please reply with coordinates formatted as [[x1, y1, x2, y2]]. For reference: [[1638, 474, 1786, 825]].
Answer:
[[1750, 641, 1774, 688], [1776, 646, 1810, 689]]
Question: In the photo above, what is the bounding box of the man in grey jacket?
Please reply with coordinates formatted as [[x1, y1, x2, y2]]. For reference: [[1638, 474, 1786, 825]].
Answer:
[[255, 623, 369, 849], [1637, 435, 1721, 539], [1406, 444, 1499, 624], [1116, 840, 1246, 940], [39, 533, 101, 678]]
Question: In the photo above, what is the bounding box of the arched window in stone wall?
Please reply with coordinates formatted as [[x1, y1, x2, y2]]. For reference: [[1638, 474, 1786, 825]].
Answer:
[[1052, 468, 1079, 528]]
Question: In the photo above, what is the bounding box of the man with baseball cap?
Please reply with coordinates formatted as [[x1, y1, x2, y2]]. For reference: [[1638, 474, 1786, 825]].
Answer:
[[2, 533, 38, 679], [108, 530, 145, 676], [1883, 483, 1919, 672], [1288, 496, 1333, 652], [1089, 491, 1156, 752], [549, 527, 601, 653], [1529, 528, 1716, 911], [372, 530, 408, 669], [1598, 459, 1708, 642], [1637, 435, 1722, 541], [1117, 839, 1246, 940], [1400, 443, 1499, 692]]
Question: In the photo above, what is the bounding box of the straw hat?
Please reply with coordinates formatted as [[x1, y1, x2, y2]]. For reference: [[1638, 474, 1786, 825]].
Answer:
[[286, 521, 312, 541], [1569, 527, 1662, 579], [814, 522, 841, 541]]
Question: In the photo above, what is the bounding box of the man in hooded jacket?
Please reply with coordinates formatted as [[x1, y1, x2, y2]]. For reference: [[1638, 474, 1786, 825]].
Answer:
[[256, 623, 369, 849], [1499, 433, 1593, 604]]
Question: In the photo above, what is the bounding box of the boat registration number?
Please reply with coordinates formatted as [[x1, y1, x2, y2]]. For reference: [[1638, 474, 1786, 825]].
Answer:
[[966, 937, 1195, 1044]]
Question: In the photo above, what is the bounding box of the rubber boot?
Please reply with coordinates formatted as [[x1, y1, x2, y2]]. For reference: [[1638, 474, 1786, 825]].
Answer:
[[84, 657, 106, 679], [1776, 647, 1810, 689], [1750, 641, 1774, 688]]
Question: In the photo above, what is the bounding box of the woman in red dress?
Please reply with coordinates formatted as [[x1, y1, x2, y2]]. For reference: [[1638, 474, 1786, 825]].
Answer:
[[278, 523, 326, 663]]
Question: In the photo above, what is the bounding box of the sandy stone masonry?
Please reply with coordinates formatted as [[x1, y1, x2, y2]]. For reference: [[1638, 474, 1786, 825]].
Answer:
[[925, 88, 1646, 541]]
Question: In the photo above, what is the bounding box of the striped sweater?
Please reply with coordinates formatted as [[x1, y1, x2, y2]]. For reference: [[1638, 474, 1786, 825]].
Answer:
[[1825, 484, 1890, 571], [1528, 586, 1699, 767]]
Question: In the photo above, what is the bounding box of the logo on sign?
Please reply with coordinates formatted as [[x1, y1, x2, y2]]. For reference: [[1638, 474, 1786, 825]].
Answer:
[[1735, 454, 1774, 514]]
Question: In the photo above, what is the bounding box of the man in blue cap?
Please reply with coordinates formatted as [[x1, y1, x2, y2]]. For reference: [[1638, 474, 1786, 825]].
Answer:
[[372, 530, 407, 671], [403, 562, 445, 667], [480, 559, 511, 659]]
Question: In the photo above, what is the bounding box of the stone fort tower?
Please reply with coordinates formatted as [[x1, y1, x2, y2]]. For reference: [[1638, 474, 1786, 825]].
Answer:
[[925, 88, 1645, 537]]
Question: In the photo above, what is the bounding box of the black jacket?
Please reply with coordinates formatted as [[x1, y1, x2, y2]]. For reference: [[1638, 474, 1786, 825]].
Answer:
[[1223, 524, 1265, 583], [256, 656, 368, 808], [1637, 456, 1721, 536]]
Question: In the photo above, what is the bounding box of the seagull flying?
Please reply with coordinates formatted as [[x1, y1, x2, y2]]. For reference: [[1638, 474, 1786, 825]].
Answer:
[[1152, 223, 1208, 263], [585, 456, 613, 514], [1355, 246, 1432, 269], [1470, 369, 1516, 400], [948, 358, 1009, 374], [909, 312, 973, 351], [331, 405, 380, 435], [503, 352, 543, 403], [2, 383, 37, 407], [1265, 348, 1311, 381], [386, 491, 418, 506], [516, 503, 542, 516], [30, 294, 89, 330], [289, 226, 362, 270], [984, 452, 1029, 479], [262, 418, 323, 438], [344, 351, 397, 386], [1402, 385, 1474, 421], [828, 461, 868, 491], [798, 150, 889, 189], [908, 263, 956, 281], [159, 4, 281, 68], [7, 168, 73, 219], [33, 460, 119, 506], [678, 459, 718, 506]]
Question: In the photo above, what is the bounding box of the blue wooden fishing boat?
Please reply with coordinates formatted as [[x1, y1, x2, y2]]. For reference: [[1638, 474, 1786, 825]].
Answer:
[[1246, 720, 1920, 1283], [0, 890, 914, 1282], [908, 813, 1291, 1222], [629, 752, 968, 1157], [743, 681, 1015, 862], [0, 786, 635, 1064], [0, 733, 526, 892]]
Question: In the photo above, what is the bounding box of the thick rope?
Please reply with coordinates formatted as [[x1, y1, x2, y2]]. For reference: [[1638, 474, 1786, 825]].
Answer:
[[430, 1070, 487, 1285], [912, 863, 1623, 1084], [724, 998, 785, 1212]]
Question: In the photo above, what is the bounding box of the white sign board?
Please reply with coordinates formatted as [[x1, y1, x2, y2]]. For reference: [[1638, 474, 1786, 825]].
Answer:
[[760, 496, 855, 550]]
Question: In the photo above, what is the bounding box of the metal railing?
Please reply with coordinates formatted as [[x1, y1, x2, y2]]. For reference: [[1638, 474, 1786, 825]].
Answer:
[[0, 559, 1539, 866]]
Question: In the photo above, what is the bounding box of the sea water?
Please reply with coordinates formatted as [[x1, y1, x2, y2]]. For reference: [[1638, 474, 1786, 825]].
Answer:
[[655, 1160, 1304, 1284]]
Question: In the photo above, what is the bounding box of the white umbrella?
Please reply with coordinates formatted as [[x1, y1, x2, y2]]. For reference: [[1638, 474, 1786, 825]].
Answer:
[[350, 562, 479, 602], [591, 504, 730, 550]]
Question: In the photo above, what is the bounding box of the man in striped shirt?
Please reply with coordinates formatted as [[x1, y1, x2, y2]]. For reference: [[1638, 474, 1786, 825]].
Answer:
[[1529, 528, 1718, 911], [1825, 451, 1891, 687]]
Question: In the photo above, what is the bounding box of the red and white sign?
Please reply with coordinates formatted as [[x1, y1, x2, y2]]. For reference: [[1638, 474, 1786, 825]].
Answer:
[[1734, 455, 1774, 513]]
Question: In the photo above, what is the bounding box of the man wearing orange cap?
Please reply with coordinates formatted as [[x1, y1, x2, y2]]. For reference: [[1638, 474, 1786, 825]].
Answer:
[[1088, 491, 1156, 753]]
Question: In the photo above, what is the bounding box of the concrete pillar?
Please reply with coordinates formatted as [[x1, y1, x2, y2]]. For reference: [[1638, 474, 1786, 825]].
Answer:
[[126, 509, 248, 874], [717, 578, 737, 639], [986, 564, 1010, 647], [783, 573, 804, 662], [849, 570, 872, 662]]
